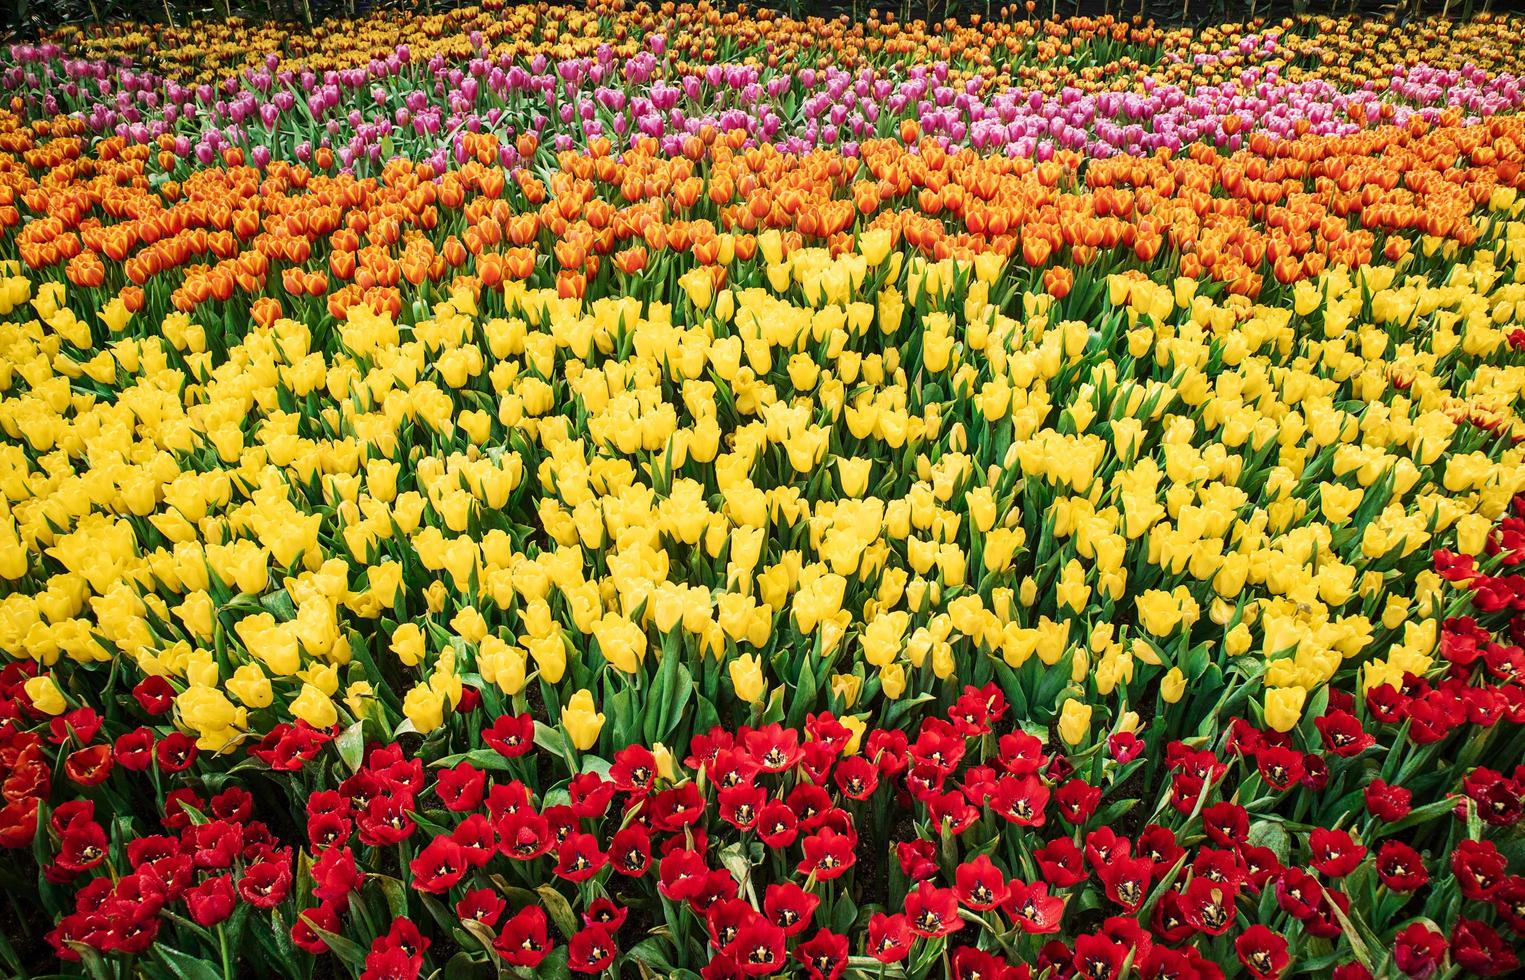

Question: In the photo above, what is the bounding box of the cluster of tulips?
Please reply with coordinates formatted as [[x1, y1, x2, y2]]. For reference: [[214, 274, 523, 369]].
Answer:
[[2, 2, 1525, 977], [9, 7, 1525, 175], [33, 4, 1525, 87], [5, 519, 1525, 978]]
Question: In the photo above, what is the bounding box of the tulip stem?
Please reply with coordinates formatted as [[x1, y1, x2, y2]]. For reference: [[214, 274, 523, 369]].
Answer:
[[218, 924, 231, 977]]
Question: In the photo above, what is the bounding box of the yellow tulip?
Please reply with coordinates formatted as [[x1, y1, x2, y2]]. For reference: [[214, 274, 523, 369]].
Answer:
[[344, 681, 375, 717], [179, 685, 241, 734], [391, 623, 427, 667], [678, 267, 714, 311], [1058, 698, 1092, 746], [730, 653, 766, 704], [290, 683, 338, 729], [1136, 590, 1185, 638], [227, 664, 273, 708], [1455, 513, 1490, 556], [651, 742, 676, 782], [858, 228, 892, 266], [526, 633, 568, 683], [836, 457, 872, 498], [1264, 686, 1307, 733], [402, 684, 446, 734], [593, 613, 646, 673], [23, 675, 66, 715], [562, 689, 605, 751], [831, 672, 862, 708]]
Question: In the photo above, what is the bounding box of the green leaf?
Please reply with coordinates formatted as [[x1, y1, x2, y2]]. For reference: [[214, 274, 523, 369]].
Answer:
[[1369, 796, 1458, 840], [418, 892, 459, 936], [1033, 649, 1074, 717], [460, 918, 499, 958], [0, 926, 23, 977], [606, 688, 636, 746], [787, 659, 817, 730], [883, 692, 936, 729], [625, 938, 678, 976], [309, 921, 369, 970], [1318, 882, 1380, 971], [155, 947, 226, 980], [259, 590, 297, 620], [718, 841, 754, 900], [535, 946, 573, 980], [533, 722, 568, 757], [831, 895, 859, 934], [580, 754, 612, 779], [64, 943, 114, 980], [1092, 798, 1136, 826], [760, 685, 787, 726], [663, 663, 694, 742], [1295, 684, 1331, 747], [432, 747, 516, 771], [846, 959, 905, 977], [369, 874, 411, 921], [536, 885, 578, 940], [693, 694, 720, 734], [646, 637, 684, 744], [263, 909, 304, 978], [1247, 820, 1290, 863], [335, 721, 366, 773]]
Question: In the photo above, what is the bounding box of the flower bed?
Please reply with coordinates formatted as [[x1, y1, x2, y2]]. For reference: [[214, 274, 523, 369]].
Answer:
[[1, 4, 1524, 978]]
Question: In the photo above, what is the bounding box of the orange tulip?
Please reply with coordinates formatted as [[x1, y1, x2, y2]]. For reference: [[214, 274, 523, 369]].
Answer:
[[504, 248, 536, 280], [1042, 266, 1072, 299]]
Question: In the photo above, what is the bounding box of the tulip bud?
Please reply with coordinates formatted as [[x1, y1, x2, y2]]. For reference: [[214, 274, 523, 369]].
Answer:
[[729, 653, 765, 705], [1455, 513, 1490, 556], [831, 672, 862, 708], [651, 742, 676, 782], [291, 683, 339, 729], [859, 228, 892, 267], [227, 664, 273, 709], [561, 689, 605, 751], [391, 623, 427, 667], [1058, 698, 1091, 747], [713, 288, 735, 323], [1160, 667, 1186, 704], [403, 684, 446, 734], [23, 675, 67, 715], [840, 715, 866, 755], [1264, 686, 1307, 734]]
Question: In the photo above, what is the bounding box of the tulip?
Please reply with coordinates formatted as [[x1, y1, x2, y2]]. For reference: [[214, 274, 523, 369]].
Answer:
[[562, 689, 605, 751], [403, 685, 446, 734], [391, 623, 427, 667], [1058, 698, 1092, 746], [290, 684, 339, 729], [23, 675, 67, 715], [226, 665, 273, 708], [729, 653, 766, 704], [1264, 686, 1307, 734]]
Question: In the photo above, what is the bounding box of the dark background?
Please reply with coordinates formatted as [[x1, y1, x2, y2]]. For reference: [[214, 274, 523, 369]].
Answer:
[[7, 0, 1525, 42]]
